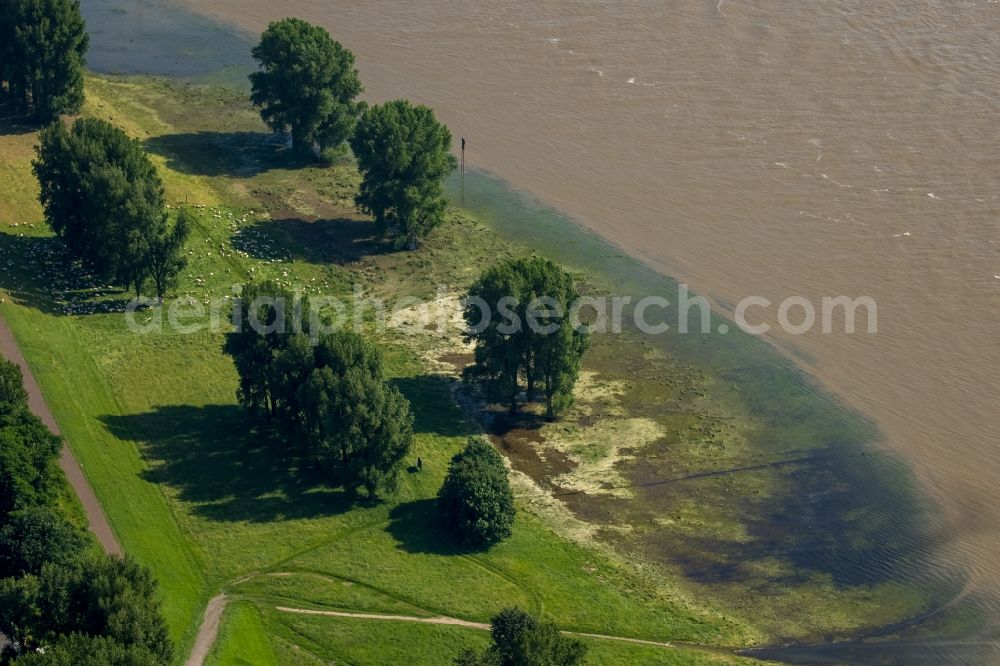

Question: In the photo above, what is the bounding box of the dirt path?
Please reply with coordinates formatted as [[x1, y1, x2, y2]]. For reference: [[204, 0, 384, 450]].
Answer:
[[0, 314, 122, 556], [276, 606, 492, 630], [185, 594, 228, 666], [274, 606, 740, 657], [0, 311, 227, 665]]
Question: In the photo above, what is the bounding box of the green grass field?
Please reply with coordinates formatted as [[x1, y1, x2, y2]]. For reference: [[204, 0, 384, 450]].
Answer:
[[207, 603, 277, 666], [0, 76, 769, 664]]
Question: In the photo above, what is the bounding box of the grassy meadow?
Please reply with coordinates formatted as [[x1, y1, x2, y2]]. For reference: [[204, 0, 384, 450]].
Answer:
[[0, 75, 769, 664]]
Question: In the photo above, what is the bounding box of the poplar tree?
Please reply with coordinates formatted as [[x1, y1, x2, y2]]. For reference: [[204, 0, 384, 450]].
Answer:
[[249, 17, 363, 156], [0, 0, 89, 119], [350, 100, 458, 248], [464, 257, 588, 418], [33, 118, 189, 298]]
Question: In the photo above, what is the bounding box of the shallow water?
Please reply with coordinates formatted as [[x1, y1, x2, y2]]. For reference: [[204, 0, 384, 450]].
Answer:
[[82, 0, 251, 80], [78, 0, 1000, 661]]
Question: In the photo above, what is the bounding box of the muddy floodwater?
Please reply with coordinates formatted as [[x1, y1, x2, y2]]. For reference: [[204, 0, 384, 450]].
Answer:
[[80, 0, 1000, 662]]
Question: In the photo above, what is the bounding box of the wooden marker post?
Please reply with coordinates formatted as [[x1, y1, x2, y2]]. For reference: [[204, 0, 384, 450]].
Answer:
[[460, 137, 466, 205]]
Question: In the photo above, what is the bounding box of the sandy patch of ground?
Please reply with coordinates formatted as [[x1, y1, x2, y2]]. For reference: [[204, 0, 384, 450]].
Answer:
[[389, 293, 474, 374], [545, 418, 665, 499]]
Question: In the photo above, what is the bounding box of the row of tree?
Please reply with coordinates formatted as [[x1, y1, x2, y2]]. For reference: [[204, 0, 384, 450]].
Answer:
[[249, 18, 457, 248], [223, 281, 414, 500], [0, 0, 89, 120], [0, 359, 172, 664], [33, 118, 191, 300]]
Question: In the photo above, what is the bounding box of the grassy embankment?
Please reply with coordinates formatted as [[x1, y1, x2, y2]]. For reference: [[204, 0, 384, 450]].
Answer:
[[0, 74, 775, 664]]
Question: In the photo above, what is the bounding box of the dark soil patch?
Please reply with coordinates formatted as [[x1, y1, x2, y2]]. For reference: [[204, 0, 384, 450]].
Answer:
[[438, 352, 473, 370]]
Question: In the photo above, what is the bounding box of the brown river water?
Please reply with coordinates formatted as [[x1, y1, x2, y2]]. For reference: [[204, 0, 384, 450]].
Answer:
[[80, 0, 1000, 659]]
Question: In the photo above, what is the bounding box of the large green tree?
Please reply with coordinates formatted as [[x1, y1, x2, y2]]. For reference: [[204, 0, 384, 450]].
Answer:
[[146, 208, 192, 303], [224, 303, 413, 499], [454, 607, 587, 666], [437, 438, 515, 549], [464, 257, 589, 418], [223, 280, 305, 419], [0, 361, 61, 521], [0, 0, 89, 119], [13, 633, 161, 666], [0, 556, 172, 662], [0, 358, 28, 407], [0, 506, 86, 578], [463, 260, 527, 412], [298, 331, 413, 500], [249, 17, 362, 156], [521, 259, 589, 418], [350, 100, 458, 248], [33, 118, 189, 298]]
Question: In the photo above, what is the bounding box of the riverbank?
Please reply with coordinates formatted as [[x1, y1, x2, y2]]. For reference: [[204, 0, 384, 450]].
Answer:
[[0, 72, 989, 662], [0, 74, 763, 664]]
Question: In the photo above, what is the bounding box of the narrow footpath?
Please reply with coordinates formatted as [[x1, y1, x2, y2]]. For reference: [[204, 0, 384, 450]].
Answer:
[[185, 594, 227, 666], [0, 314, 122, 555], [0, 313, 223, 665]]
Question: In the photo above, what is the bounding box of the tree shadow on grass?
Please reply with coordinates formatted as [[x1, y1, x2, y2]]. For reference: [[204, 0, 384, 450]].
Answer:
[[232, 216, 394, 265], [385, 498, 474, 556], [391, 375, 476, 439], [143, 131, 302, 178], [101, 404, 359, 523], [0, 113, 43, 137], [0, 231, 131, 316]]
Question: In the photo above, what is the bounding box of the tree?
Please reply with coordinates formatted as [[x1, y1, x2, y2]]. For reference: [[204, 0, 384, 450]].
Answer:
[[224, 315, 413, 500], [0, 6, 13, 103], [33, 118, 183, 297], [0, 506, 85, 578], [455, 607, 587, 666], [520, 259, 588, 418], [0, 557, 172, 663], [0, 0, 88, 119], [145, 207, 192, 302], [0, 407, 62, 521], [70, 556, 172, 663], [437, 438, 515, 548], [13, 633, 160, 666], [298, 331, 413, 500], [347, 374, 413, 500], [464, 257, 588, 418], [0, 358, 28, 408], [249, 17, 363, 156], [0, 573, 42, 657], [463, 261, 528, 412], [271, 333, 319, 430], [223, 281, 304, 419], [350, 100, 458, 248]]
